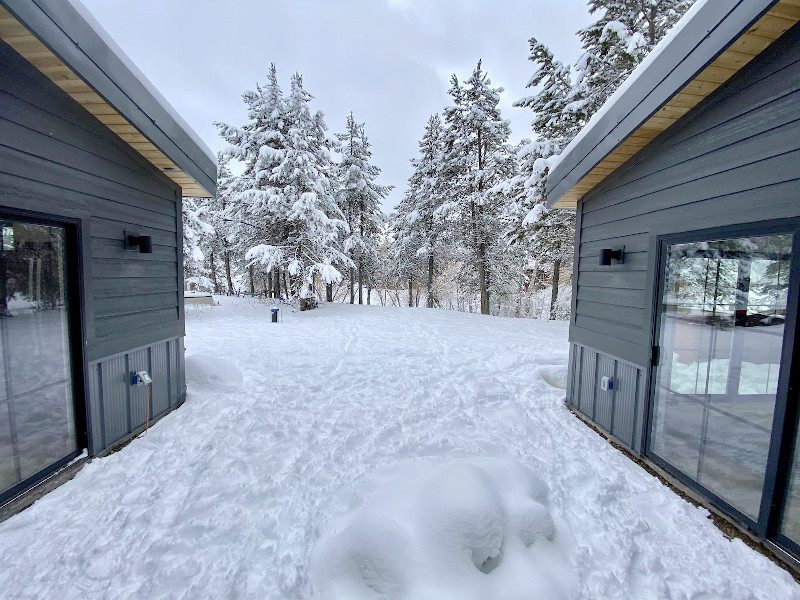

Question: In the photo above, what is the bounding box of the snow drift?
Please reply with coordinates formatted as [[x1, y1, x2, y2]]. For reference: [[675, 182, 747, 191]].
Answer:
[[308, 458, 574, 600]]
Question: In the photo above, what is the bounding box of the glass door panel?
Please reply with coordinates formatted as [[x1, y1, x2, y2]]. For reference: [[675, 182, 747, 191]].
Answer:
[[649, 233, 792, 521], [0, 220, 78, 497]]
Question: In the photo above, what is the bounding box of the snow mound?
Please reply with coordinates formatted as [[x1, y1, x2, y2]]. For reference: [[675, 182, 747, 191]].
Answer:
[[308, 458, 574, 600], [185, 354, 243, 390], [539, 365, 568, 390]]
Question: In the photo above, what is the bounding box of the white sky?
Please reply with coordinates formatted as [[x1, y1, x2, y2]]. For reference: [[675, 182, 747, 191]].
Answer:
[[80, 0, 592, 211]]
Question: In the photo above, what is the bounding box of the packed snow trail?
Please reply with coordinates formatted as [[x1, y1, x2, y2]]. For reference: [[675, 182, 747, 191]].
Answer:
[[0, 297, 797, 599]]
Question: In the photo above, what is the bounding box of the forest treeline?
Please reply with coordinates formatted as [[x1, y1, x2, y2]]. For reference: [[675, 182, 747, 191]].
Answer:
[[184, 0, 694, 319]]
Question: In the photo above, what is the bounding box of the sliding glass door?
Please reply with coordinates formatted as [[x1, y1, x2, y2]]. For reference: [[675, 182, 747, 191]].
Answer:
[[649, 230, 793, 526], [0, 218, 80, 500]]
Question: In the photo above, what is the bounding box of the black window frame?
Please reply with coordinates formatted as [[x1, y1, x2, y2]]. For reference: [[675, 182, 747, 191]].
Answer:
[[644, 217, 800, 549], [0, 209, 88, 506]]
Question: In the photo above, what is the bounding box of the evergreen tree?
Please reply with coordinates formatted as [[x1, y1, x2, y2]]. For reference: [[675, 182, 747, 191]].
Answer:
[[506, 1, 695, 319], [441, 60, 513, 315], [217, 67, 349, 300], [182, 197, 214, 290], [394, 114, 450, 308], [335, 113, 392, 304]]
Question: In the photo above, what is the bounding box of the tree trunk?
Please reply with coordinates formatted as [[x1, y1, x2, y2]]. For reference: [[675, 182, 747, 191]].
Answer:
[[408, 277, 413, 307], [349, 268, 355, 304], [224, 248, 234, 295], [367, 286, 371, 305], [283, 271, 290, 299], [248, 264, 255, 294], [426, 253, 435, 308], [273, 266, 281, 298], [262, 274, 268, 297], [478, 242, 489, 315], [358, 261, 363, 305], [549, 258, 561, 320], [326, 283, 333, 303], [209, 248, 220, 293]]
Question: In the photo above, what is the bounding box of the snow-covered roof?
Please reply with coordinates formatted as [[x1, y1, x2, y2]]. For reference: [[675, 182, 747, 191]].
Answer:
[[546, 0, 799, 209], [0, 0, 216, 197]]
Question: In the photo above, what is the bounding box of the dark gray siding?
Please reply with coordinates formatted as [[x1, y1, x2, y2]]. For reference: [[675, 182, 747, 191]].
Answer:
[[0, 39, 184, 361], [0, 40, 187, 454], [571, 22, 800, 368]]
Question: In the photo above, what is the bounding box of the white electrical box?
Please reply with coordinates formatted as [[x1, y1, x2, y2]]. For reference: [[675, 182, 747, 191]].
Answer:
[[601, 376, 614, 392]]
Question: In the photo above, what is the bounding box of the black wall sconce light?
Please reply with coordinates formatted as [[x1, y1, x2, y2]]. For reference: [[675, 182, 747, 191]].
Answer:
[[124, 231, 153, 254], [599, 246, 624, 266]]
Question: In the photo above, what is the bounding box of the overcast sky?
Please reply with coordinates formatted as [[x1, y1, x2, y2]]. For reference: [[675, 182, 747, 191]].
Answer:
[[80, 0, 592, 210]]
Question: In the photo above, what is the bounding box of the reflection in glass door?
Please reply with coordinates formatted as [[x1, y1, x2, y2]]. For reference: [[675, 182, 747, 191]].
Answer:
[[649, 233, 791, 521], [0, 219, 79, 499]]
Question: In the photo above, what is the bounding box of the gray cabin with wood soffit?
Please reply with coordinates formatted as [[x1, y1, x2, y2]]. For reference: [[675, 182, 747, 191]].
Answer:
[[547, 0, 800, 564], [0, 0, 216, 509]]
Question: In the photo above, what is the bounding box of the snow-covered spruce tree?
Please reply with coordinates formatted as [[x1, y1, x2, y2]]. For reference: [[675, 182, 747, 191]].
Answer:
[[441, 61, 514, 315], [505, 1, 695, 319], [388, 191, 425, 307], [196, 154, 239, 294], [216, 63, 290, 296], [576, 0, 695, 119], [182, 197, 214, 291], [217, 66, 348, 301], [249, 73, 348, 300], [397, 113, 450, 308], [335, 113, 391, 305]]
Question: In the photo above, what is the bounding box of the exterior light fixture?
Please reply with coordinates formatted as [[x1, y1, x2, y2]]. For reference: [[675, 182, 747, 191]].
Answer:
[[599, 246, 624, 266], [124, 231, 154, 254]]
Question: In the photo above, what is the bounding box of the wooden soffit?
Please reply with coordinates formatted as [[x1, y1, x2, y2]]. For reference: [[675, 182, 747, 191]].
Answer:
[[551, 0, 800, 209], [0, 5, 211, 197]]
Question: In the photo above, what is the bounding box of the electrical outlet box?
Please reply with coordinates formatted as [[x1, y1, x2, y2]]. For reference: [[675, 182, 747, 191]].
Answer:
[[601, 376, 614, 392], [130, 370, 152, 386]]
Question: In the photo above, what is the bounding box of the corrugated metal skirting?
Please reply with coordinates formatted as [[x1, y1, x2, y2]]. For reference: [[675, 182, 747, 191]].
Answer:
[[568, 343, 648, 453], [87, 337, 186, 454]]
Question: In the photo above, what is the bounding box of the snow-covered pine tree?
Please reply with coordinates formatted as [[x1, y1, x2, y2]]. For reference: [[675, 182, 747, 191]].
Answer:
[[442, 61, 514, 315], [217, 67, 349, 301], [182, 197, 214, 291], [397, 113, 450, 308], [199, 155, 238, 294], [335, 113, 391, 305], [576, 0, 695, 118], [507, 1, 695, 319], [216, 63, 289, 296], [247, 72, 348, 300], [389, 189, 425, 308]]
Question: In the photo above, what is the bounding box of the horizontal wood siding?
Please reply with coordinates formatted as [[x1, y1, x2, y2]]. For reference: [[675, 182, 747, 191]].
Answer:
[[572, 22, 800, 367], [0, 39, 183, 362]]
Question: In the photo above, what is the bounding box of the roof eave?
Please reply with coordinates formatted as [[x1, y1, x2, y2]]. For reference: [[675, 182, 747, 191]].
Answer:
[[0, 0, 216, 197], [545, 0, 782, 209]]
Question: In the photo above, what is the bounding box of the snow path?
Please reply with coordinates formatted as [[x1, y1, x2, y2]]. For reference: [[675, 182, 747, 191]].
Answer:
[[0, 297, 797, 599]]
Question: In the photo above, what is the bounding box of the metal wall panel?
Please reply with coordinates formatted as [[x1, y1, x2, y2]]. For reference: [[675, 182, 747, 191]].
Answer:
[[86, 362, 104, 454], [613, 362, 640, 448], [150, 342, 170, 416], [570, 343, 647, 452], [127, 348, 148, 429], [578, 347, 597, 418], [176, 338, 185, 401], [87, 336, 183, 453], [594, 354, 616, 431], [98, 354, 128, 447]]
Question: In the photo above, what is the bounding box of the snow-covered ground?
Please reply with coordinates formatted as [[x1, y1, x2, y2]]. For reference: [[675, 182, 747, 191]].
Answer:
[[0, 296, 797, 599]]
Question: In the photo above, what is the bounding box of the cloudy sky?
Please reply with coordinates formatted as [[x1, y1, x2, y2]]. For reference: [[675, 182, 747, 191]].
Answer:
[[80, 0, 592, 210]]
